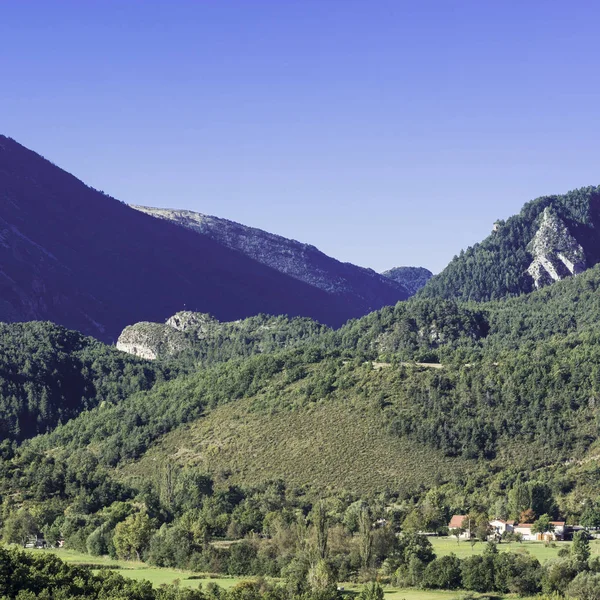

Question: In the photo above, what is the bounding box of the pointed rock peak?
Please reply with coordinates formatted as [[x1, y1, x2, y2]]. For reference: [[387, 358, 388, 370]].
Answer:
[[527, 207, 587, 289]]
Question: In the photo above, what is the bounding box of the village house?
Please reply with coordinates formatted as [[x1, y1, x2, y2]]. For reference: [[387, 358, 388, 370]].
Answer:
[[513, 521, 566, 541], [449, 516, 566, 541], [489, 519, 515, 538], [448, 515, 471, 539]]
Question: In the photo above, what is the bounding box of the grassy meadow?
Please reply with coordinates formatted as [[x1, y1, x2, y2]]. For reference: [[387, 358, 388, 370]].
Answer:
[[27, 538, 599, 595], [431, 536, 600, 562]]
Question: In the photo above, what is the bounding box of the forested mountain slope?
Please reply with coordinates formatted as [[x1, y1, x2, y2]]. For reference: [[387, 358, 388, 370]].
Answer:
[[0, 136, 367, 342], [18, 264, 600, 488], [420, 185, 600, 301], [0, 322, 169, 443], [132, 205, 412, 312], [4, 263, 600, 584]]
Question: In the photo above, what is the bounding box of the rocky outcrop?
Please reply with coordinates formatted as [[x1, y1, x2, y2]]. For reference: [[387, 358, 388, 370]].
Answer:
[[132, 206, 419, 312], [381, 266, 433, 295], [116, 321, 193, 359], [527, 208, 587, 289], [116, 311, 327, 361]]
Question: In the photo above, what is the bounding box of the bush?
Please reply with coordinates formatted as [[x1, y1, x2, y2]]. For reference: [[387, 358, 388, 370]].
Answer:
[[567, 571, 600, 600], [422, 554, 462, 589]]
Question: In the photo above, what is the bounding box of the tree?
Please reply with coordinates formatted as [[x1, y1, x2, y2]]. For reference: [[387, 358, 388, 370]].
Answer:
[[311, 501, 328, 560], [519, 509, 536, 524], [567, 572, 600, 600], [422, 554, 462, 589], [113, 511, 155, 560], [358, 507, 373, 571], [450, 527, 464, 544], [2, 509, 37, 546], [508, 475, 531, 519], [307, 558, 337, 600], [358, 581, 384, 600], [572, 531, 591, 562], [581, 501, 600, 530], [531, 514, 555, 537]]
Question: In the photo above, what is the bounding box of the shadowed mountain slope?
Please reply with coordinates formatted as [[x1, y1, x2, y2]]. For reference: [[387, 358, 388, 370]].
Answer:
[[0, 136, 377, 341]]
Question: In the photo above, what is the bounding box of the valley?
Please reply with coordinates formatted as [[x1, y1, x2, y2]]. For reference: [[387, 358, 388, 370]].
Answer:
[[2, 144, 600, 600]]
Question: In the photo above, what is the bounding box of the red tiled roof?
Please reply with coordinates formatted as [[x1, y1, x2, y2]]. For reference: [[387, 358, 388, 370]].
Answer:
[[551, 522, 565, 526], [449, 515, 467, 529]]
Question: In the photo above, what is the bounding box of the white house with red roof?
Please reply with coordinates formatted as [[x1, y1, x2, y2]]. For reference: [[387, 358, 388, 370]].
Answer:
[[489, 519, 515, 537], [448, 515, 471, 539], [449, 516, 566, 541]]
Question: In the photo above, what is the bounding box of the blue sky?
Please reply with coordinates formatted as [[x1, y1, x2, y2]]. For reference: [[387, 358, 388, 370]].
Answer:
[[2, 1, 600, 273]]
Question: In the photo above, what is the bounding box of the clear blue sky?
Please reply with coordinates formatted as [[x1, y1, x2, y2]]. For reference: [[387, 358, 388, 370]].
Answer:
[[2, 1, 600, 273]]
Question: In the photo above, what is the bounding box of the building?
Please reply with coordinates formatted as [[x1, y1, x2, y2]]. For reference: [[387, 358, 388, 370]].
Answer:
[[449, 517, 566, 542], [513, 521, 566, 541], [448, 515, 471, 539], [489, 519, 515, 538], [513, 523, 535, 541]]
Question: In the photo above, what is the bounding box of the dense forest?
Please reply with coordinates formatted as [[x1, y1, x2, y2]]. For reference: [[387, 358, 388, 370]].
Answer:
[[0, 322, 173, 442]]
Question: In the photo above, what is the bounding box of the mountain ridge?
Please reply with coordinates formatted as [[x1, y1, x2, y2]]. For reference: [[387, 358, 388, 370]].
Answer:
[[132, 205, 416, 313], [0, 135, 400, 341]]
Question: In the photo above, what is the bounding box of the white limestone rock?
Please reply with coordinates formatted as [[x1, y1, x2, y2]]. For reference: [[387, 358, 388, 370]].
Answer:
[[526, 207, 586, 289]]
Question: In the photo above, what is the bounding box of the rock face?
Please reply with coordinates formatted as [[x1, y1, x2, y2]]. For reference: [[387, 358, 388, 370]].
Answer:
[[527, 207, 587, 289], [132, 206, 417, 312], [116, 321, 192, 359], [381, 266, 433, 295]]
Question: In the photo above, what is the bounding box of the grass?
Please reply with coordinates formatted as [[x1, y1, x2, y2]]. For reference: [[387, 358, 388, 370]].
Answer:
[[124, 394, 475, 496], [25, 548, 247, 590], [340, 585, 523, 600], [431, 536, 600, 563]]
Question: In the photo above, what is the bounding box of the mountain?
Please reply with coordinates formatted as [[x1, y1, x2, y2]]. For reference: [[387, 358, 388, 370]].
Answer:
[[0, 135, 388, 342], [381, 266, 433, 295], [5, 261, 600, 585], [132, 205, 414, 312], [420, 185, 600, 301]]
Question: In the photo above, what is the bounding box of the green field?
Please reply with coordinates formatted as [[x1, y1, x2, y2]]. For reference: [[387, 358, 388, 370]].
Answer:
[[26, 548, 247, 590], [29, 540, 600, 595], [431, 536, 600, 563]]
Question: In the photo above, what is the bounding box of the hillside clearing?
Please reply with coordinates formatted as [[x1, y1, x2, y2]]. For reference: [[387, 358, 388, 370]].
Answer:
[[124, 396, 475, 495]]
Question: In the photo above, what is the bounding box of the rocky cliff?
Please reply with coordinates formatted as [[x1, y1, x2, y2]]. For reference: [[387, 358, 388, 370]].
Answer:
[[116, 311, 328, 361], [420, 186, 600, 302], [526, 207, 587, 288]]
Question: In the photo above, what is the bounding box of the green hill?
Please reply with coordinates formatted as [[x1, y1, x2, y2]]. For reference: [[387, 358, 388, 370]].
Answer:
[[0, 321, 169, 442]]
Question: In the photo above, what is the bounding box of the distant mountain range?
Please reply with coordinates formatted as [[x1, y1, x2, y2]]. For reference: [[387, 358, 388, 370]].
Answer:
[[0, 136, 427, 341], [381, 266, 433, 295], [132, 206, 428, 316]]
